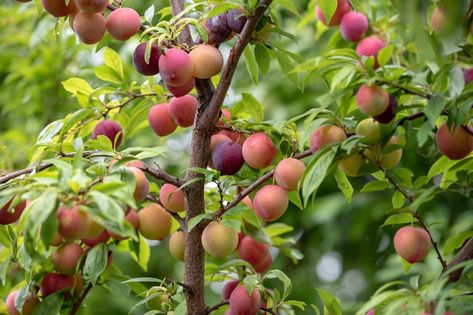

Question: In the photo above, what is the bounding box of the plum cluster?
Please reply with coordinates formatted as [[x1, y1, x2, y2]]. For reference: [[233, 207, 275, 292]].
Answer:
[[203, 8, 248, 45]]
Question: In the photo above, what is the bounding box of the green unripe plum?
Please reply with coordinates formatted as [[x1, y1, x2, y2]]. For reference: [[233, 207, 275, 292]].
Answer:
[[159, 183, 185, 213], [106, 8, 141, 41], [169, 230, 185, 261], [109, 208, 139, 240], [169, 95, 197, 127], [148, 103, 178, 137], [6, 290, 39, 315], [309, 125, 347, 153], [137, 204, 172, 240], [57, 206, 92, 240], [189, 44, 223, 79], [355, 118, 382, 144], [41, 0, 76, 17], [365, 136, 402, 170], [274, 158, 305, 191], [75, 0, 107, 13], [393, 226, 430, 263], [128, 166, 150, 202], [73, 12, 106, 45], [228, 285, 262, 315], [0, 199, 27, 225], [238, 236, 272, 273], [315, 0, 350, 26], [435, 123, 473, 160], [201, 221, 238, 259], [52, 243, 84, 275], [242, 132, 277, 169], [356, 84, 390, 116], [146, 287, 171, 311], [253, 185, 289, 222], [338, 154, 365, 177], [159, 48, 194, 87]]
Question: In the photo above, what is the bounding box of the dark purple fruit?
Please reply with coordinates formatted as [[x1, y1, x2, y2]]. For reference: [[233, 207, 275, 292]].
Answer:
[[211, 141, 244, 175], [373, 96, 397, 124], [226, 8, 247, 33], [204, 14, 233, 45], [133, 42, 161, 76], [92, 120, 123, 148]]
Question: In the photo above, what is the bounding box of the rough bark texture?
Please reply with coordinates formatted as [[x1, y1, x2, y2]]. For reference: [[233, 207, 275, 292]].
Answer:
[[446, 237, 473, 282]]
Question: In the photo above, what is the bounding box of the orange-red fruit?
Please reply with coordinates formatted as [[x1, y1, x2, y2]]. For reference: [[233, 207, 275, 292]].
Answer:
[[109, 208, 139, 240], [53, 243, 84, 275], [41, 0, 75, 17], [309, 125, 347, 153], [169, 230, 185, 261], [315, 0, 351, 26], [274, 158, 305, 191], [57, 206, 92, 240], [137, 204, 172, 240], [239, 236, 272, 273], [228, 285, 262, 315], [159, 183, 185, 213], [189, 44, 224, 79], [73, 12, 106, 45], [356, 35, 387, 68], [148, 103, 178, 137], [159, 48, 194, 87], [253, 185, 289, 222], [166, 77, 195, 97], [128, 166, 149, 202], [435, 123, 473, 160], [0, 199, 27, 225], [355, 84, 390, 116], [201, 221, 239, 259], [6, 290, 39, 315], [40, 273, 77, 297], [169, 95, 198, 127], [106, 8, 141, 41], [242, 133, 277, 169], [75, 0, 107, 13], [393, 226, 430, 263]]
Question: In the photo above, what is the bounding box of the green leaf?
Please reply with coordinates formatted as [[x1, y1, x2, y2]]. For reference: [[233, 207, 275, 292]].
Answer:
[[410, 186, 436, 210], [391, 191, 405, 209], [448, 66, 464, 98], [424, 94, 445, 127], [62, 77, 93, 95], [442, 230, 473, 256], [265, 269, 292, 300], [254, 44, 271, 76], [187, 213, 213, 232], [103, 47, 124, 81], [316, 288, 342, 315], [233, 93, 264, 122], [243, 46, 259, 85], [84, 243, 108, 285], [334, 168, 353, 203], [377, 45, 393, 67], [428, 156, 456, 179], [382, 212, 416, 227], [301, 148, 336, 206], [25, 190, 57, 242], [32, 292, 63, 315], [287, 191, 303, 210], [275, 0, 299, 15], [265, 223, 293, 238], [36, 120, 64, 145], [243, 274, 259, 294], [144, 5, 155, 23], [94, 65, 122, 85], [206, 3, 241, 18], [361, 180, 390, 192], [317, 0, 337, 24]]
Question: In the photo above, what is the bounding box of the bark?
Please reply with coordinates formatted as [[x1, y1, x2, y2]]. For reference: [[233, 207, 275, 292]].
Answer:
[[445, 237, 473, 282]]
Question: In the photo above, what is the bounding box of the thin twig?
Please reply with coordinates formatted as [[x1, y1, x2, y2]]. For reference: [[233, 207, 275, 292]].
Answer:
[[445, 237, 473, 282], [140, 164, 182, 187], [70, 283, 93, 315]]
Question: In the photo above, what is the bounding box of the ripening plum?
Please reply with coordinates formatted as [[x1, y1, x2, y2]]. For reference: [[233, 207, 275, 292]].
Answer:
[[238, 236, 272, 273], [210, 134, 232, 152], [159, 183, 185, 213], [464, 68, 473, 85], [212, 141, 245, 175], [49, 231, 64, 247], [355, 118, 382, 144], [340, 11, 368, 42], [128, 166, 150, 202], [218, 130, 246, 145], [309, 125, 347, 153], [0, 199, 26, 225], [169, 95, 198, 127], [75, 0, 107, 13], [189, 44, 223, 79], [253, 185, 289, 222], [242, 133, 277, 169], [431, 6, 446, 33], [365, 136, 402, 170], [57, 206, 92, 240], [274, 158, 305, 191], [226, 8, 247, 33], [73, 12, 106, 45], [92, 120, 123, 148], [83, 229, 110, 247], [435, 123, 473, 160], [338, 154, 365, 177], [85, 219, 104, 238], [394, 226, 430, 263], [355, 84, 390, 116], [133, 42, 161, 76], [201, 221, 238, 259], [148, 103, 178, 137], [316, 0, 351, 26], [356, 35, 387, 68], [109, 208, 139, 240], [159, 48, 194, 87], [169, 230, 185, 261], [222, 280, 240, 300], [6, 290, 39, 315], [146, 287, 171, 311], [40, 273, 76, 297], [41, 0, 75, 17], [125, 160, 146, 169], [106, 8, 141, 41], [137, 204, 172, 240], [53, 243, 84, 275], [373, 95, 397, 124], [366, 310, 375, 315], [204, 14, 233, 45], [166, 77, 195, 97], [228, 285, 262, 315]]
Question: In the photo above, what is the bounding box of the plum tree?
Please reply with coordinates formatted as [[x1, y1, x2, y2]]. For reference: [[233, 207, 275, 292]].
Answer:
[[242, 132, 277, 169], [148, 103, 178, 137], [309, 125, 347, 153], [201, 221, 238, 259], [137, 204, 172, 240], [356, 35, 387, 67], [133, 42, 161, 76], [109, 208, 139, 240], [159, 183, 185, 213], [0, 199, 26, 225], [211, 141, 245, 175], [373, 95, 397, 124], [75, 0, 107, 13], [355, 118, 382, 144], [92, 120, 123, 148], [41, 0, 75, 17], [315, 0, 350, 26], [356, 84, 390, 116], [226, 8, 247, 33], [166, 77, 195, 97], [338, 154, 366, 177], [204, 14, 233, 45], [189, 44, 223, 79], [238, 235, 272, 273], [159, 48, 194, 87], [169, 95, 197, 127], [394, 226, 430, 263], [146, 287, 171, 311], [435, 123, 473, 160], [340, 11, 369, 42], [228, 285, 262, 315], [128, 166, 150, 202], [73, 12, 106, 45], [106, 8, 141, 41], [6, 290, 39, 315], [253, 185, 289, 221], [274, 158, 305, 191], [57, 206, 92, 240], [221, 279, 240, 300], [169, 230, 185, 261], [52, 243, 84, 275]]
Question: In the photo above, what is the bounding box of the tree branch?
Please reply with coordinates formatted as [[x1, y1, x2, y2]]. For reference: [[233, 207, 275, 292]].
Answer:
[[445, 237, 473, 282], [140, 164, 182, 187], [70, 283, 93, 315]]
